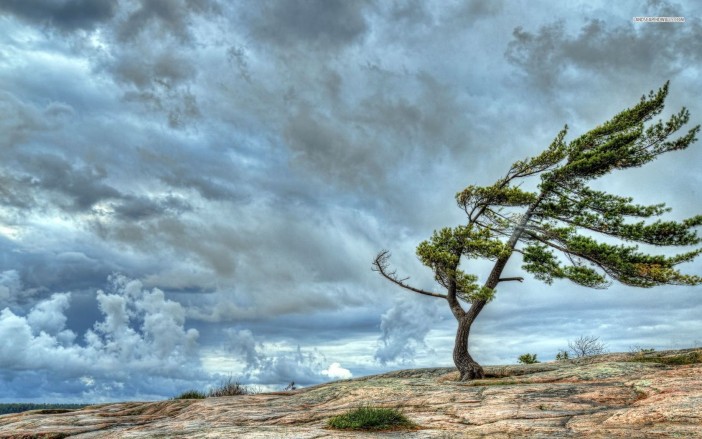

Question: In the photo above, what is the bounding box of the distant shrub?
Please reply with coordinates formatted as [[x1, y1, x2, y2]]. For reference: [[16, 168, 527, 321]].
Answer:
[[628, 349, 702, 365], [172, 376, 253, 400], [208, 377, 250, 397], [518, 353, 539, 364], [629, 345, 655, 354], [327, 406, 417, 431], [283, 381, 297, 391], [568, 335, 606, 358], [173, 390, 207, 399], [661, 350, 702, 365], [555, 350, 570, 361]]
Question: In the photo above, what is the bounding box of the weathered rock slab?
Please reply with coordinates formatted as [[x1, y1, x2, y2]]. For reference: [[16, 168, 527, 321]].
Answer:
[[1, 349, 701, 438]]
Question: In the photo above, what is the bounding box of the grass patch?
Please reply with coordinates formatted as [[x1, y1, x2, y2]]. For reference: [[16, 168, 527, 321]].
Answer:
[[172, 377, 253, 400], [173, 390, 207, 399], [628, 350, 702, 365], [207, 377, 250, 397], [327, 406, 417, 431]]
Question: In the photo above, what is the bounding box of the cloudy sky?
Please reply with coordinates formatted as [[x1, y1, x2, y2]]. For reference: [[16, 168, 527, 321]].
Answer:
[[1, 0, 701, 403]]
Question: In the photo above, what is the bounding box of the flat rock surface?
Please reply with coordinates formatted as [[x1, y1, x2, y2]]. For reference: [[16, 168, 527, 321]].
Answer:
[[1, 349, 701, 438]]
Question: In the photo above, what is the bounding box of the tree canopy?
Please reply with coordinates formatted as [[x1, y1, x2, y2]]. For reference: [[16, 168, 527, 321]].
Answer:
[[374, 82, 701, 380]]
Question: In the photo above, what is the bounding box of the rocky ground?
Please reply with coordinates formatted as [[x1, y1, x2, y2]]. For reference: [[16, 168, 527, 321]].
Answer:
[[1, 348, 701, 438]]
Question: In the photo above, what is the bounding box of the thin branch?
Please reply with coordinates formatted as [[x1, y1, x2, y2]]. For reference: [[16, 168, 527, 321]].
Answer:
[[498, 277, 524, 283], [522, 231, 616, 281], [473, 219, 512, 237], [372, 251, 447, 299]]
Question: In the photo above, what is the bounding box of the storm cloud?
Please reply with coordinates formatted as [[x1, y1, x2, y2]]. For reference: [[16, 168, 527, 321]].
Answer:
[[1, 0, 701, 401], [0, 0, 116, 32], [506, 4, 702, 92]]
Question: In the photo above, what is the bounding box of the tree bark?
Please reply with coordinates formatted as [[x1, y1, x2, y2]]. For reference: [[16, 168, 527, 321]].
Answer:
[[453, 314, 484, 380]]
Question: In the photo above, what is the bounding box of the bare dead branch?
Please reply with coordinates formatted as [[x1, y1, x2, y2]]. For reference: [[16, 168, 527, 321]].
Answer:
[[568, 335, 607, 358], [372, 250, 447, 299]]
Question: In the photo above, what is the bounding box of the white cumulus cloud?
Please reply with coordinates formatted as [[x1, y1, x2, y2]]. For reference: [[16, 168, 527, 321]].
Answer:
[[321, 362, 352, 380], [0, 275, 206, 402]]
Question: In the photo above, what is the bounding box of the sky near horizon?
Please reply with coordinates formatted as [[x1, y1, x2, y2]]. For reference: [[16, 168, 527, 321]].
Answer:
[[1, 0, 701, 403]]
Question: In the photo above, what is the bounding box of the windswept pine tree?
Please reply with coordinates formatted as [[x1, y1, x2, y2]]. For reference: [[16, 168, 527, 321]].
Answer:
[[373, 82, 702, 380]]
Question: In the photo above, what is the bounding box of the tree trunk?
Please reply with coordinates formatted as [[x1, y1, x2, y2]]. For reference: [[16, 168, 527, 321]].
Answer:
[[450, 196, 544, 380], [453, 314, 484, 380]]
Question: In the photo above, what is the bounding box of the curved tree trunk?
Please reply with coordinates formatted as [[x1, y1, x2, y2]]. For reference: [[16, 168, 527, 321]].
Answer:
[[452, 199, 541, 380], [453, 314, 484, 380]]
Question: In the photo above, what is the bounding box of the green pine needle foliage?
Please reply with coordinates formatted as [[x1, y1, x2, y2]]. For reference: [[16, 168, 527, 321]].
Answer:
[[415, 81, 701, 300], [518, 353, 540, 364], [373, 83, 701, 377]]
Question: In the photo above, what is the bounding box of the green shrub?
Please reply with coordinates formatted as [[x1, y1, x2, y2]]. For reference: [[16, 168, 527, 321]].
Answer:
[[518, 353, 539, 364], [555, 350, 570, 361], [172, 377, 253, 400], [327, 406, 417, 431], [173, 390, 207, 399], [629, 345, 655, 354]]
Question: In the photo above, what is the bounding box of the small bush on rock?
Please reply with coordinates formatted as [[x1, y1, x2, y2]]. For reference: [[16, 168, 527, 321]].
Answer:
[[327, 406, 417, 431], [518, 353, 539, 364], [172, 376, 252, 400], [208, 377, 250, 397], [174, 390, 206, 399], [555, 350, 570, 361]]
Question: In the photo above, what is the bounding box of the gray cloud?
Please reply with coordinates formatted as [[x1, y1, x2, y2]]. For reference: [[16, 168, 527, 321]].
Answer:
[[227, 329, 352, 386], [1, 0, 701, 402], [283, 107, 386, 189], [110, 50, 197, 89], [0, 92, 73, 149], [375, 297, 443, 365], [111, 195, 192, 221], [0, 0, 116, 32], [108, 55, 201, 128], [249, 0, 370, 51], [18, 153, 121, 212], [159, 169, 244, 202], [54, 1, 218, 128], [386, 0, 434, 27], [0, 173, 35, 210], [0, 271, 24, 308], [451, 0, 504, 25], [115, 0, 220, 43], [505, 1, 702, 92]]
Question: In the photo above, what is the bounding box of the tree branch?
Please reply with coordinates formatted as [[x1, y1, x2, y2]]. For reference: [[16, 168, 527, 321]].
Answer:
[[498, 277, 524, 283], [484, 195, 545, 290], [522, 230, 616, 281], [372, 251, 448, 299]]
